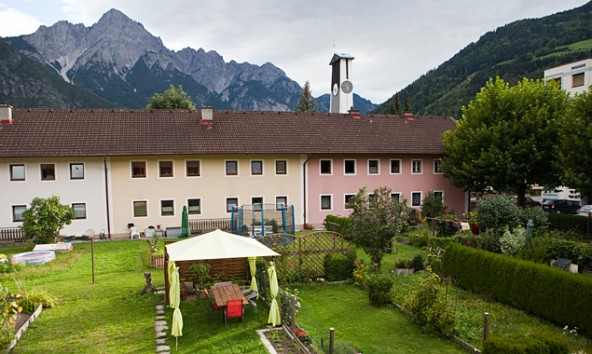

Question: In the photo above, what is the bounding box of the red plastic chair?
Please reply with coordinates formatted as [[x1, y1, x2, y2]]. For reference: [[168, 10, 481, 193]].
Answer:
[[203, 288, 224, 321], [224, 299, 245, 329]]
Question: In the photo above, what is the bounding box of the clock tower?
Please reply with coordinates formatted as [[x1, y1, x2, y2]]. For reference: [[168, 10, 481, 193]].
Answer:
[[329, 53, 355, 114]]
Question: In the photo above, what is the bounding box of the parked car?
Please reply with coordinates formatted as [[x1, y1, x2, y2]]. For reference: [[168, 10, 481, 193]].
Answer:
[[510, 196, 541, 208], [577, 205, 592, 216], [542, 199, 580, 214]]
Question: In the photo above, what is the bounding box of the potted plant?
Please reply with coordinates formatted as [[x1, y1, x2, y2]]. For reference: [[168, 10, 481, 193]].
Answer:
[[189, 262, 211, 291], [144, 225, 155, 238]]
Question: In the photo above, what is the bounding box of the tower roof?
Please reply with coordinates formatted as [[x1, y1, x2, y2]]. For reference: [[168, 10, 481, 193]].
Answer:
[[330, 53, 355, 65]]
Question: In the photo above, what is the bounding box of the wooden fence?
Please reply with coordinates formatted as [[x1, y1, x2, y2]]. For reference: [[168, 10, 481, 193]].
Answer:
[[189, 218, 231, 234], [0, 228, 25, 243], [150, 252, 165, 269]]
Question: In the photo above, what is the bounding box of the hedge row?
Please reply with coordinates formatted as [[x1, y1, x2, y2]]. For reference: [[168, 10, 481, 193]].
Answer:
[[324, 215, 350, 234], [442, 243, 592, 336], [521, 236, 592, 271], [483, 332, 568, 354], [547, 213, 590, 239]]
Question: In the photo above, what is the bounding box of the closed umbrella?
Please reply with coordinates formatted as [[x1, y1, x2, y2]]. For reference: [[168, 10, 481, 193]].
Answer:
[[248, 257, 258, 298], [181, 206, 190, 237], [267, 261, 281, 326], [169, 261, 183, 350], [525, 219, 534, 244]]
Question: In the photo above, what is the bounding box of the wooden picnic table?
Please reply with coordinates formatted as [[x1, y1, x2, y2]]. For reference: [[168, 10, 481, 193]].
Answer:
[[210, 283, 247, 308]]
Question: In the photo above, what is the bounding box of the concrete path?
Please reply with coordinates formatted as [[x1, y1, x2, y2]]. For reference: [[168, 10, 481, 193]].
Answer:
[[155, 297, 171, 354]]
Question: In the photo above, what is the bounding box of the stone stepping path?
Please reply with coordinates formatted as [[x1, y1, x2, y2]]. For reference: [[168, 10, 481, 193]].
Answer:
[[155, 304, 170, 354]]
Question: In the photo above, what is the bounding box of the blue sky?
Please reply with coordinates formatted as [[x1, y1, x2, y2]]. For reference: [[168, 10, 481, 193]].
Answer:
[[0, 0, 588, 103]]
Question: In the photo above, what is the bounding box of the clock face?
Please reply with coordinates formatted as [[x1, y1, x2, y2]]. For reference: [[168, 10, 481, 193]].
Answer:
[[332, 83, 339, 96], [341, 80, 353, 94]]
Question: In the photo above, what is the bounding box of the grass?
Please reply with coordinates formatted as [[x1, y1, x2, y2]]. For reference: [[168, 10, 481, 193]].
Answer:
[[295, 283, 465, 353], [0, 240, 162, 353]]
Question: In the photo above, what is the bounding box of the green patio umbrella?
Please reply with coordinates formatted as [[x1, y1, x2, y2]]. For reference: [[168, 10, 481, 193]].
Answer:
[[267, 261, 281, 326], [248, 257, 258, 298], [169, 261, 183, 350], [181, 206, 190, 237]]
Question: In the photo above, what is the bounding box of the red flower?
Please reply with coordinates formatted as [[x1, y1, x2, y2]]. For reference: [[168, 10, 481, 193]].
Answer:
[[288, 264, 292, 269]]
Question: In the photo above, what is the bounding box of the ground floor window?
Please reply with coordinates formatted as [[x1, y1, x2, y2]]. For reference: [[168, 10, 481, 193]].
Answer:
[[72, 203, 87, 219], [411, 192, 422, 206], [133, 201, 148, 217], [321, 195, 332, 210], [226, 198, 238, 213], [188, 198, 201, 215], [161, 200, 174, 216], [12, 205, 26, 222]]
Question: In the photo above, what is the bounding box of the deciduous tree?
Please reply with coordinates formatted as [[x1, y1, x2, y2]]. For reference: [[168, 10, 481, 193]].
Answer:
[[345, 187, 407, 272], [22, 196, 73, 243], [146, 85, 196, 110], [441, 78, 568, 206]]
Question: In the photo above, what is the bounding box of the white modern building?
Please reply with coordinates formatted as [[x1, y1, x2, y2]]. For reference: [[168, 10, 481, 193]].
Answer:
[[544, 58, 592, 95]]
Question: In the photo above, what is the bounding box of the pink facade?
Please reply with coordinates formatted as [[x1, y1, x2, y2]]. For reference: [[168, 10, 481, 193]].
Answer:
[[306, 154, 466, 226]]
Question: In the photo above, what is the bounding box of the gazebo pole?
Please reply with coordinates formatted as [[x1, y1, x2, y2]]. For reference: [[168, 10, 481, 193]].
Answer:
[[165, 253, 170, 306]]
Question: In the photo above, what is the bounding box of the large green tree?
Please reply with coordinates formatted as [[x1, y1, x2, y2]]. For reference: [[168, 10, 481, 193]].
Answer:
[[345, 187, 407, 272], [22, 196, 73, 243], [146, 85, 196, 110], [295, 81, 318, 112], [441, 78, 569, 206], [558, 89, 592, 197]]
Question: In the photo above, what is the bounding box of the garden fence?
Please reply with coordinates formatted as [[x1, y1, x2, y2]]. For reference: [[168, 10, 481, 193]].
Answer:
[[0, 227, 25, 243], [189, 218, 231, 234], [150, 252, 164, 269]]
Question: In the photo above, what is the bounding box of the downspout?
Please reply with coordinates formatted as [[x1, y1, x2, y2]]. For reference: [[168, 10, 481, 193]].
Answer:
[[103, 157, 112, 239], [303, 154, 310, 227]]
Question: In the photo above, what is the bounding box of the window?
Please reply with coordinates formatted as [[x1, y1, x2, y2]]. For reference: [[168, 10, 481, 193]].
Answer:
[[344, 194, 355, 209], [411, 192, 422, 206], [433, 191, 444, 203], [70, 163, 84, 179], [320, 160, 332, 175], [412, 159, 423, 174], [131, 161, 146, 178], [390, 159, 401, 174], [188, 198, 201, 215], [433, 159, 442, 174], [186, 160, 201, 177], [573, 73, 585, 87], [40, 164, 55, 180], [9, 164, 25, 181], [133, 201, 147, 217], [159, 161, 173, 178], [251, 160, 263, 175], [226, 198, 238, 213], [344, 159, 356, 175], [252, 197, 263, 211], [161, 200, 174, 216], [12, 205, 26, 222], [72, 203, 87, 219], [321, 195, 332, 210], [226, 161, 238, 176], [391, 193, 401, 204], [276, 196, 287, 210], [368, 159, 380, 174], [275, 160, 287, 175]]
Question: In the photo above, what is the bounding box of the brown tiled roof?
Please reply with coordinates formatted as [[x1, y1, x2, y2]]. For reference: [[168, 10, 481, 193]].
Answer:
[[0, 109, 456, 157]]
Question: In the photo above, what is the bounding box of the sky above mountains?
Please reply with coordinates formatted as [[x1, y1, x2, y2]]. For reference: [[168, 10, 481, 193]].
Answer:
[[0, 0, 588, 103]]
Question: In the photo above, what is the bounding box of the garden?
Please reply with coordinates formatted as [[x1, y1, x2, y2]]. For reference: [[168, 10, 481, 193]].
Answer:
[[0, 190, 591, 353]]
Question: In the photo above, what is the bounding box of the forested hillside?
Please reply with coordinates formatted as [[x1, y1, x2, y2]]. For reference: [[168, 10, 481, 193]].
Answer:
[[373, 1, 592, 117]]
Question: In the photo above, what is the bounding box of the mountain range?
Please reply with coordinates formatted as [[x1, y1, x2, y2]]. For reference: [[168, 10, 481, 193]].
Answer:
[[373, 1, 592, 117], [1, 9, 377, 112]]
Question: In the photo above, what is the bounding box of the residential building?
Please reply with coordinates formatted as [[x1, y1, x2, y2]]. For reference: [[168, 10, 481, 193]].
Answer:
[[544, 58, 592, 95]]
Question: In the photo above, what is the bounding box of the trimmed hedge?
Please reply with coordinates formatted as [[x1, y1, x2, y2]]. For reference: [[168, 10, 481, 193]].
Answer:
[[547, 213, 589, 238], [324, 215, 351, 234], [323, 252, 355, 281], [483, 332, 568, 354], [442, 243, 592, 336]]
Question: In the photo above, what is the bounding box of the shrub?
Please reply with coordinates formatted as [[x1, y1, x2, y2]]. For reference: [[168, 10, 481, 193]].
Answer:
[[519, 207, 548, 235], [18, 289, 59, 313], [411, 254, 425, 271], [443, 243, 592, 336], [499, 226, 526, 257], [476, 195, 520, 233], [434, 215, 461, 237], [547, 213, 587, 239], [323, 252, 355, 281], [482, 332, 568, 354], [421, 192, 446, 218], [520, 236, 592, 270], [324, 215, 351, 234], [365, 273, 393, 307], [394, 259, 411, 269], [404, 271, 455, 336], [478, 229, 501, 253]]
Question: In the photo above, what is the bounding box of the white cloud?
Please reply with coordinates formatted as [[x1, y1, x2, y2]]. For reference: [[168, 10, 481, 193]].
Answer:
[[0, 5, 41, 36]]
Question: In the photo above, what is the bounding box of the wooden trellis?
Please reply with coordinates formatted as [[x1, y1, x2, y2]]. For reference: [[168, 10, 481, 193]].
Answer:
[[259, 231, 349, 284]]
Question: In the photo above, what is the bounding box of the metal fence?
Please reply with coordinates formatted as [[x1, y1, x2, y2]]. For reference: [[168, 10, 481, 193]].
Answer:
[[230, 204, 295, 236]]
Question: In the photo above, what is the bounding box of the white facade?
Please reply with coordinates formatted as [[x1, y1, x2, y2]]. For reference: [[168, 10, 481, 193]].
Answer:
[[1, 157, 109, 236], [329, 53, 355, 114], [544, 58, 592, 95]]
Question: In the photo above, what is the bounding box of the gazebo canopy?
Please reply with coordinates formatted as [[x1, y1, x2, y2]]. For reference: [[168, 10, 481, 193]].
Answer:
[[165, 229, 280, 261]]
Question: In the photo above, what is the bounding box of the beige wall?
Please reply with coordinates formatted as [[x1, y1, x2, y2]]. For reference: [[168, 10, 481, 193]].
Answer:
[[109, 154, 303, 235]]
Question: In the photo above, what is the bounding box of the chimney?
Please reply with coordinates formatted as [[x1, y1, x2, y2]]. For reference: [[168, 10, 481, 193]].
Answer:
[[200, 106, 213, 124], [402, 111, 414, 121], [0, 105, 13, 124], [348, 108, 361, 119]]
